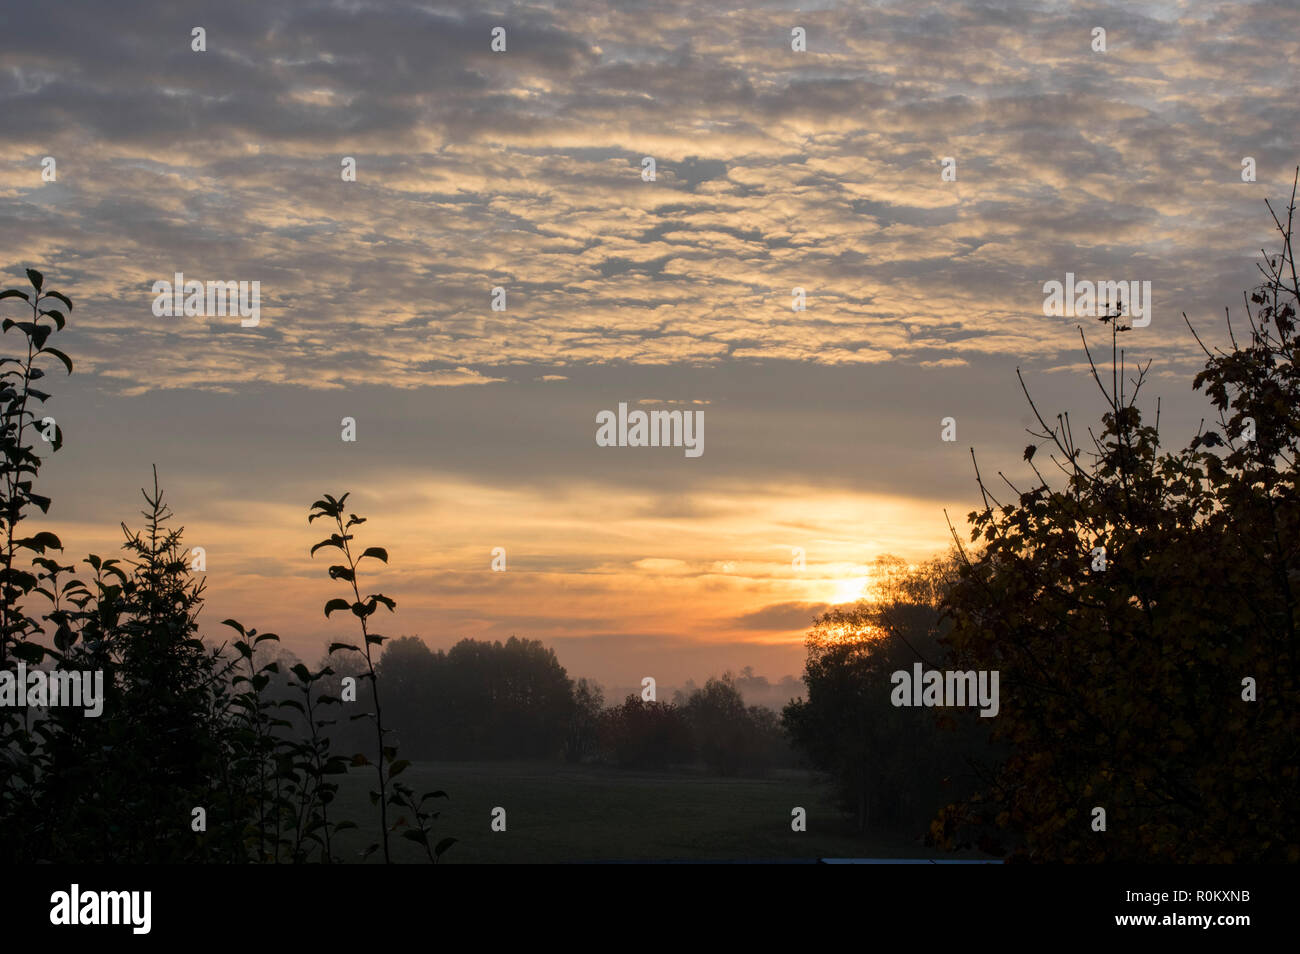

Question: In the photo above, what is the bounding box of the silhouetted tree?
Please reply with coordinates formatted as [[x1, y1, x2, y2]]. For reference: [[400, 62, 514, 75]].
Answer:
[[597, 695, 693, 769], [407, 636, 575, 760], [784, 555, 990, 834], [564, 676, 604, 762], [681, 674, 790, 776], [939, 188, 1300, 861], [0, 271, 450, 864]]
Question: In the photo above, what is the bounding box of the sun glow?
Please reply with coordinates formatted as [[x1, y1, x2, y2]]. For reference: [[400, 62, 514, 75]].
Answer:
[[830, 576, 869, 604], [816, 619, 888, 646]]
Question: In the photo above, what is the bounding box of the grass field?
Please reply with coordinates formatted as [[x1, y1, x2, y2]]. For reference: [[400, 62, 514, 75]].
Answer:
[[328, 760, 977, 863]]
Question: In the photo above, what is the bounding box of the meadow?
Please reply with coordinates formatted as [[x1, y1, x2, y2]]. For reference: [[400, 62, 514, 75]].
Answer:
[[330, 761, 966, 863]]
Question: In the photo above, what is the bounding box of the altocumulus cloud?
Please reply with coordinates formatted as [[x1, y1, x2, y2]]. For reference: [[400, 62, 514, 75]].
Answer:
[[0, 0, 1294, 393]]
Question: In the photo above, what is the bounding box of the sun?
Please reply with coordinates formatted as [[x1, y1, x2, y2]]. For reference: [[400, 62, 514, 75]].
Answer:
[[829, 576, 868, 604]]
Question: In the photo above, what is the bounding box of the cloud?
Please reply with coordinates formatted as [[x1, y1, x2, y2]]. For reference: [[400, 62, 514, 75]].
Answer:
[[1, 0, 1292, 395], [732, 601, 832, 631]]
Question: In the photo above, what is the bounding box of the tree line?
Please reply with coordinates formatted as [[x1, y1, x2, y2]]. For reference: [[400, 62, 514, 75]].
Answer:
[[258, 634, 798, 777]]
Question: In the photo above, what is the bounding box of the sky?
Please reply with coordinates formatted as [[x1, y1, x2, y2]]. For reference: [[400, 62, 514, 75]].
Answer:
[[1, 0, 1297, 689]]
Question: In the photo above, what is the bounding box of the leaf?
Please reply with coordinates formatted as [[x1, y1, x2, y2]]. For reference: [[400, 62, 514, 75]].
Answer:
[[434, 837, 457, 858], [323, 598, 351, 618], [39, 309, 66, 330], [328, 642, 361, 654], [360, 546, 388, 563], [42, 290, 72, 312], [401, 829, 428, 845], [41, 347, 72, 374], [10, 641, 47, 664], [0, 289, 30, 302], [25, 268, 43, 291], [389, 759, 410, 778], [220, 618, 247, 637], [17, 531, 62, 553], [308, 496, 341, 520]]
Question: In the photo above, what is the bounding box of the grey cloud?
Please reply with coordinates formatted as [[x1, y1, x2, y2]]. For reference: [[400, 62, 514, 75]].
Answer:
[[733, 601, 833, 631]]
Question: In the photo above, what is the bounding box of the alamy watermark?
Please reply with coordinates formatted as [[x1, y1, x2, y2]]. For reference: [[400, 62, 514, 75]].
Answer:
[[50, 884, 150, 934], [890, 663, 999, 718], [151, 272, 260, 327], [595, 402, 704, 458], [1042, 272, 1150, 327], [0, 663, 104, 717]]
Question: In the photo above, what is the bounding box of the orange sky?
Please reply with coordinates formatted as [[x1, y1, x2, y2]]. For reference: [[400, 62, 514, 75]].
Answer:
[[43, 472, 956, 686]]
